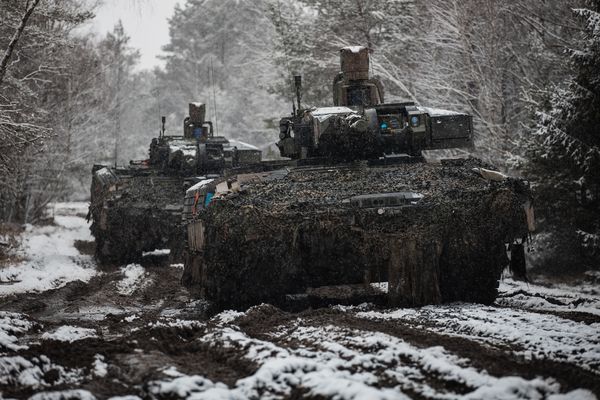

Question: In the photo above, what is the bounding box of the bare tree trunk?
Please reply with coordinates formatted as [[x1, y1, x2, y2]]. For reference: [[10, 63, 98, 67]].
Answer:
[[0, 0, 42, 86]]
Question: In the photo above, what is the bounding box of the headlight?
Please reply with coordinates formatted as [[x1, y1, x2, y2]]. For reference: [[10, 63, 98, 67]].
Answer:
[[410, 115, 420, 127]]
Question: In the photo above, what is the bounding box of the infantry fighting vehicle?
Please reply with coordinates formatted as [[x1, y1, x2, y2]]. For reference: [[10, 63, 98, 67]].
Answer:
[[88, 103, 261, 264], [182, 47, 535, 310]]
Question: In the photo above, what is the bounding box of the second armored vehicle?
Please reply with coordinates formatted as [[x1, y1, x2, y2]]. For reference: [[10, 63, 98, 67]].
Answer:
[[89, 103, 261, 264]]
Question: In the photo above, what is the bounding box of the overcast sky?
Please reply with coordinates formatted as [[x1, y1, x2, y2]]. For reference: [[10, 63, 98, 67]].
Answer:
[[88, 0, 181, 70]]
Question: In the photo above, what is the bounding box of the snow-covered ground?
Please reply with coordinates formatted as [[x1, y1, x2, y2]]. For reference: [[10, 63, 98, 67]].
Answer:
[[0, 202, 97, 296], [41, 326, 98, 343], [497, 277, 600, 316], [0, 311, 35, 351], [116, 264, 151, 296], [359, 303, 600, 374], [164, 319, 592, 400], [0, 202, 598, 399]]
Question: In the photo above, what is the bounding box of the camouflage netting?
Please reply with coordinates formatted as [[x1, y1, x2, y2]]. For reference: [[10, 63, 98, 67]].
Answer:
[[89, 169, 187, 264], [183, 158, 533, 310]]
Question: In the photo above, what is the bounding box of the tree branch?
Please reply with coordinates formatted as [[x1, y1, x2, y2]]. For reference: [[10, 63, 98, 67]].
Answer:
[[0, 0, 42, 86]]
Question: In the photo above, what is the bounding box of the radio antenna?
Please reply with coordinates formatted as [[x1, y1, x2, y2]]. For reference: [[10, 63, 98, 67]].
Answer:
[[210, 56, 219, 137]]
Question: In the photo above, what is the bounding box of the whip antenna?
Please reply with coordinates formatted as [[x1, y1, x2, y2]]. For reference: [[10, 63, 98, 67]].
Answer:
[[210, 56, 219, 137]]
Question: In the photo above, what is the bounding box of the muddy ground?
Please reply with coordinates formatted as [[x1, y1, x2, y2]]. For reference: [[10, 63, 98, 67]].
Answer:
[[0, 204, 599, 400]]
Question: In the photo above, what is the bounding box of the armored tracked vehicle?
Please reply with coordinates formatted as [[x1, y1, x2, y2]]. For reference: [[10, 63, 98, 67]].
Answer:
[[182, 47, 535, 310], [89, 103, 261, 264]]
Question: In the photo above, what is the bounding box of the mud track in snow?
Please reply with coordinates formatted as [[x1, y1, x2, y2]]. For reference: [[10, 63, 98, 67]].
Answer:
[[236, 306, 600, 396], [2, 259, 598, 399]]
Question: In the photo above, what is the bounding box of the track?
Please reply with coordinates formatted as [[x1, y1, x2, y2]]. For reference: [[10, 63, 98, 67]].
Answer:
[[0, 203, 598, 399]]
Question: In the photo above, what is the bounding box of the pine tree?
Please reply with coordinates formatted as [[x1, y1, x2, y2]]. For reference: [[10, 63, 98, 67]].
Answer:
[[528, 0, 600, 270], [156, 0, 287, 143]]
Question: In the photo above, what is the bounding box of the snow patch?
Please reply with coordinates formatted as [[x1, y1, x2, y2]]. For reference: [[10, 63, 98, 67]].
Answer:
[[0, 208, 97, 296], [116, 264, 150, 296], [330, 302, 373, 312], [142, 248, 170, 257], [312, 106, 356, 117], [464, 378, 594, 400], [107, 396, 142, 400], [358, 303, 600, 374], [419, 106, 464, 116], [41, 325, 97, 342], [123, 314, 139, 322], [212, 310, 245, 324], [186, 179, 215, 195], [497, 278, 600, 316], [92, 354, 107, 377], [0, 356, 45, 388], [0, 355, 84, 389], [548, 390, 597, 400], [29, 390, 96, 400], [228, 139, 260, 151], [0, 311, 34, 350], [342, 45, 365, 53], [370, 281, 388, 293], [146, 368, 228, 399], [143, 318, 204, 330]]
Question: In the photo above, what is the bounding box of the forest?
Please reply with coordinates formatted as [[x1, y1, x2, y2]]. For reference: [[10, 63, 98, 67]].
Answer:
[[0, 0, 599, 272]]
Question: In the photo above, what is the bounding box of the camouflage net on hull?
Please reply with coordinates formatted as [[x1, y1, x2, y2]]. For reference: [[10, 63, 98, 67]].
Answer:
[[183, 159, 532, 310], [90, 169, 186, 264]]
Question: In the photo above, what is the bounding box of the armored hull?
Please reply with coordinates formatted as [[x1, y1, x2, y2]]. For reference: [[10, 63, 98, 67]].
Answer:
[[182, 158, 534, 310], [89, 165, 186, 264]]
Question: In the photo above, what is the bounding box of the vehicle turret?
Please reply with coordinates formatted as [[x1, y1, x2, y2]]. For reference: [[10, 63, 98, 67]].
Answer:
[[277, 46, 472, 161], [148, 103, 260, 175]]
